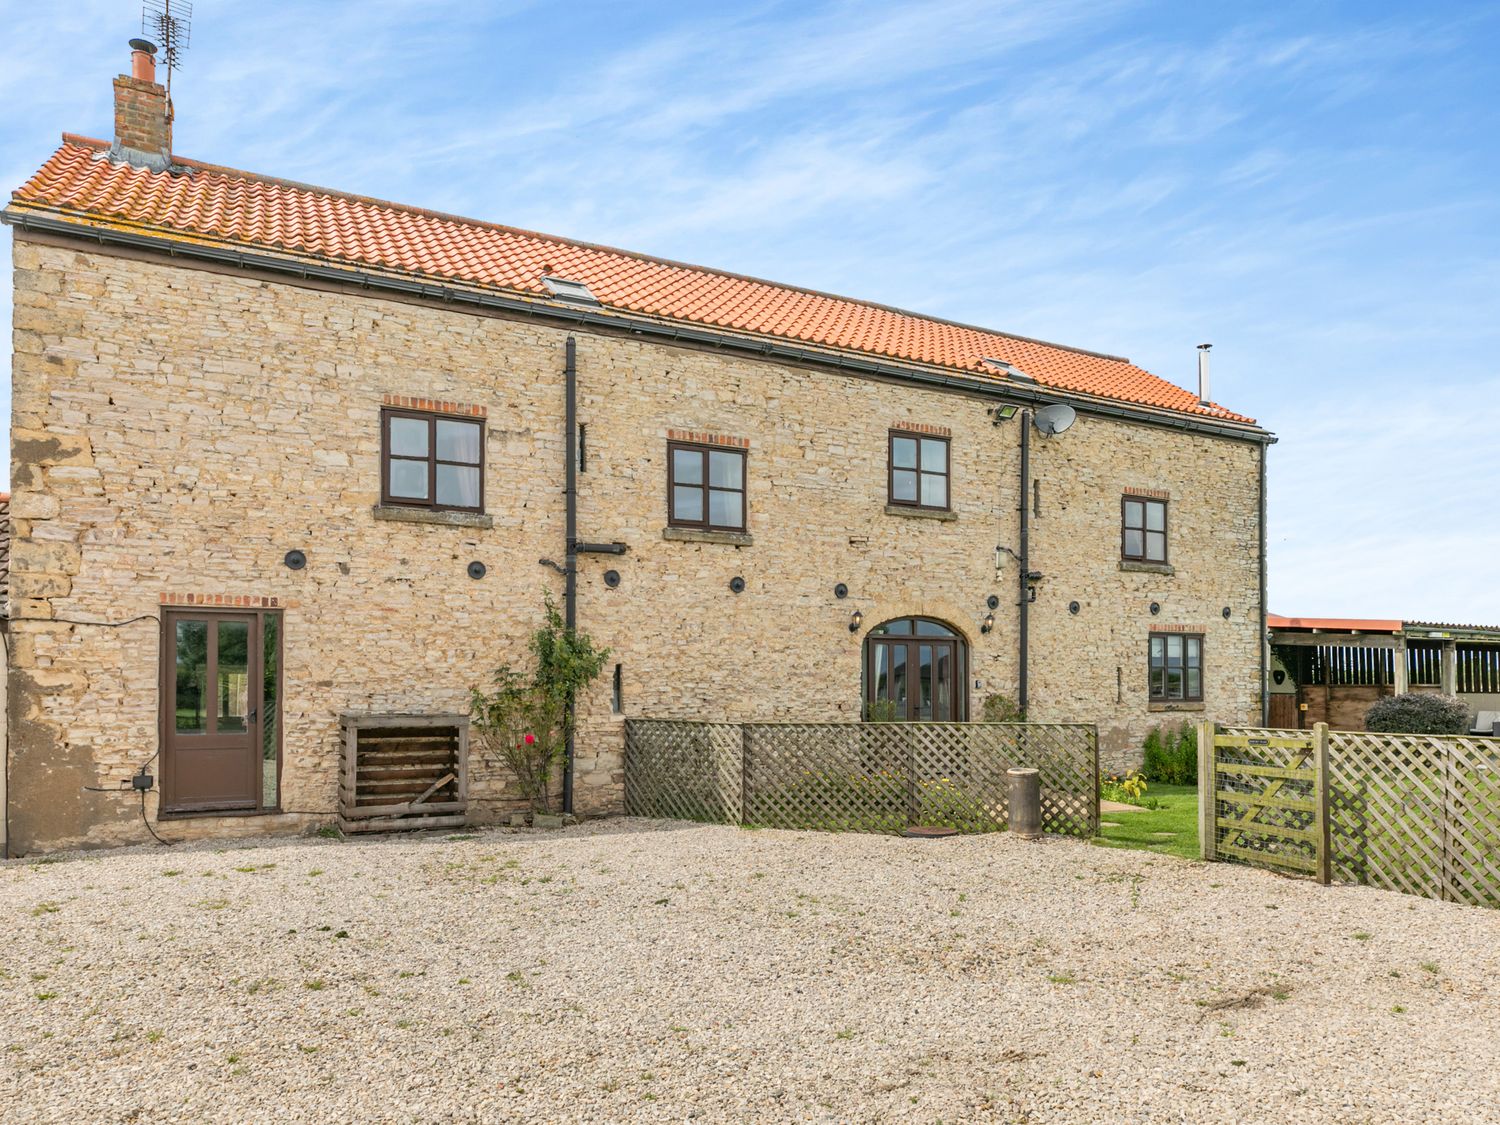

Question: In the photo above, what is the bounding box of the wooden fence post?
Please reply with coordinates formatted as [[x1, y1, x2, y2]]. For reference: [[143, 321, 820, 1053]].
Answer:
[[1314, 722, 1331, 885], [1197, 720, 1217, 861], [738, 725, 750, 828]]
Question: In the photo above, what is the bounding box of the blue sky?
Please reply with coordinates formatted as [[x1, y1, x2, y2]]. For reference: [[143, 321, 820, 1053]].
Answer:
[[3, 0, 1498, 621]]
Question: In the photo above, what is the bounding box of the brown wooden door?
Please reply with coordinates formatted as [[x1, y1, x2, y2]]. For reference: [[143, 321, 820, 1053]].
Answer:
[[161, 610, 265, 813], [1268, 693, 1300, 730]]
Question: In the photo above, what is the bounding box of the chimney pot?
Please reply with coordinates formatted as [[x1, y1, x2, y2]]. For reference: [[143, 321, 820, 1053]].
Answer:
[[129, 38, 158, 83], [1197, 343, 1212, 406]]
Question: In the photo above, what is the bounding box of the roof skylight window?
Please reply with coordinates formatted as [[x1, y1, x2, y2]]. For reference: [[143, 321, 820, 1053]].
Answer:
[[541, 276, 600, 306], [981, 358, 1034, 382]]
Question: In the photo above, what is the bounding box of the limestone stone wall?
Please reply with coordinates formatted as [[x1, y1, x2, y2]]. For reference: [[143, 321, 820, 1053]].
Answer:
[[6, 236, 1264, 851]]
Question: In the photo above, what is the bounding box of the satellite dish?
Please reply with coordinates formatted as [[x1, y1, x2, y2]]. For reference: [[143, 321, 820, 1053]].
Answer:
[[1033, 403, 1077, 436]]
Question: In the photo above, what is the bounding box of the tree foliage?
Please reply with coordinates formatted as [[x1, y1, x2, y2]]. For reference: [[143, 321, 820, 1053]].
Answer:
[[470, 594, 610, 812], [1141, 722, 1197, 787]]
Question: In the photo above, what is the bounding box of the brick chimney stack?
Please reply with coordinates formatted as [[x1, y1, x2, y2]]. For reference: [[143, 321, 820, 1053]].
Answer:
[[113, 39, 171, 169]]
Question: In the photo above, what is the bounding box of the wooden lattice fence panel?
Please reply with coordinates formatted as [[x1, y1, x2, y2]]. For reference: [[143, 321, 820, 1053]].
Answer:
[[624, 719, 1097, 838], [624, 720, 742, 824], [744, 724, 910, 833], [1328, 731, 1500, 907], [1209, 726, 1326, 881]]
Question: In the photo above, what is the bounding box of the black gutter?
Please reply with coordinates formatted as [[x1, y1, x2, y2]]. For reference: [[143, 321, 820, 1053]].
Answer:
[[4, 211, 1276, 448], [562, 336, 577, 817], [1018, 411, 1032, 716]]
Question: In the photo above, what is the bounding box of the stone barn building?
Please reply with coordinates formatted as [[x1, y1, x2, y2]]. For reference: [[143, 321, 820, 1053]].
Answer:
[[1, 43, 1272, 853]]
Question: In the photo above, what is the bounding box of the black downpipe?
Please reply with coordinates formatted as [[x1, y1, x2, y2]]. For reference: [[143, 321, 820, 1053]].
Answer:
[[562, 336, 577, 815], [1018, 410, 1031, 716]]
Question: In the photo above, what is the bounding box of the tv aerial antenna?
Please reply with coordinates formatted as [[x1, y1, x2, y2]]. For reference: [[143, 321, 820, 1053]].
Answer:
[[142, 0, 192, 122]]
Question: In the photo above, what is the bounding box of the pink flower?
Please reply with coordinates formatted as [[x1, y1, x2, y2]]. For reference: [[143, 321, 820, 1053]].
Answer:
[[523, 733, 536, 745]]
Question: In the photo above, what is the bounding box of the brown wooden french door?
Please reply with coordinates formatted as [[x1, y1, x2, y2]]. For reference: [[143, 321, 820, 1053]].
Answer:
[[864, 618, 968, 721], [160, 609, 281, 814]]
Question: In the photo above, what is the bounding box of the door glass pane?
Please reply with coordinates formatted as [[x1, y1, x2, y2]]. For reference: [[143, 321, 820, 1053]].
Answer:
[[389, 458, 429, 499], [920, 439, 946, 472], [1146, 531, 1166, 561], [915, 620, 956, 636], [174, 620, 208, 732], [891, 469, 918, 502], [1145, 502, 1165, 532], [708, 488, 742, 529], [881, 620, 912, 635], [708, 450, 743, 488], [920, 474, 947, 508], [436, 464, 481, 507], [917, 645, 934, 720], [934, 647, 951, 720], [216, 621, 250, 734], [262, 616, 279, 809], [436, 419, 481, 463], [389, 416, 429, 457], [672, 448, 703, 485], [672, 485, 703, 522], [1124, 528, 1144, 556], [890, 645, 907, 715], [872, 644, 889, 701], [891, 436, 917, 469], [1124, 500, 1143, 528]]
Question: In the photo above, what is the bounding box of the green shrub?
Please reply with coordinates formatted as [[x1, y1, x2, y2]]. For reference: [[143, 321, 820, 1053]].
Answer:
[[1140, 722, 1197, 786], [1365, 693, 1470, 735], [471, 593, 609, 812], [980, 694, 1025, 723]]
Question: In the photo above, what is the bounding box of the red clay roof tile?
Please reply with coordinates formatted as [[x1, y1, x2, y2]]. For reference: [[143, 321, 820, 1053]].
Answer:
[[9, 135, 1258, 426]]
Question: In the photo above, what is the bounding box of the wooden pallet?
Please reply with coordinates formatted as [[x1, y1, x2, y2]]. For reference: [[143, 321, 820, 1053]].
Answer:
[[338, 713, 469, 834]]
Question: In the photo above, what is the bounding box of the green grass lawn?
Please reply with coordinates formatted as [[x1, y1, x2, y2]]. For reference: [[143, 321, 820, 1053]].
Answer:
[[1094, 783, 1199, 860]]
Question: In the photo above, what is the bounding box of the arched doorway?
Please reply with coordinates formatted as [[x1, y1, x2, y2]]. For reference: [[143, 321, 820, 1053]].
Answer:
[[864, 617, 968, 721]]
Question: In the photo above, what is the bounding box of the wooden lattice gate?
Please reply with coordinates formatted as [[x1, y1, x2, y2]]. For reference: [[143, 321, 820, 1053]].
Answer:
[[1199, 724, 1329, 884], [1200, 722, 1500, 907]]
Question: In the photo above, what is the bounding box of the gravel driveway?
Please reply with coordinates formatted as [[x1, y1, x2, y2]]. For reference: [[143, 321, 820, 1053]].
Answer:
[[2, 819, 1497, 1123]]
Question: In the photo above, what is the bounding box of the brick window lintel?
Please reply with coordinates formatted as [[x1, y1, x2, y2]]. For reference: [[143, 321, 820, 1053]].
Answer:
[[159, 593, 291, 609], [382, 394, 487, 418], [665, 429, 749, 449]]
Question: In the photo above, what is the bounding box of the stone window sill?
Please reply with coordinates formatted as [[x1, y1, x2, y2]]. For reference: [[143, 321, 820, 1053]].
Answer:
[[1149, 701, 1205, 713], [1120, 560, 1175, 576], [372, 504, 494, 529], [884, 504, 957, 522], [662, 527, 753, 547]]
